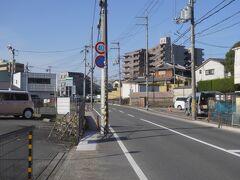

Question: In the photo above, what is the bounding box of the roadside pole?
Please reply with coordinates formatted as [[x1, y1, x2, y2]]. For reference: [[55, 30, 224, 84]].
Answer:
[[176, 0, 196, 120], [7, 45, 15, 90], [190, 0, 197, 120], [111, 42, 121, 105], [136, 16, 149, 110], [90, 26, 94, 110], [83, 46, 88, 102], [100, 0, 109, 134]]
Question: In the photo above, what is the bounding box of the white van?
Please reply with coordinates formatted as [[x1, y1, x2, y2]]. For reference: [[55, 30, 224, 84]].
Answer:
[[0, 90, 34, 119]]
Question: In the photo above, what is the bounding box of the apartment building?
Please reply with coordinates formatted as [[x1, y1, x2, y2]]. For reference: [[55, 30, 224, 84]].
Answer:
[[123, 49, 145, 81], [123, 37, 204, 81]]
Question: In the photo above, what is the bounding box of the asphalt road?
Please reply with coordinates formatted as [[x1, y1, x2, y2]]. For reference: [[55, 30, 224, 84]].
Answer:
[[95, 104, 240, 180]]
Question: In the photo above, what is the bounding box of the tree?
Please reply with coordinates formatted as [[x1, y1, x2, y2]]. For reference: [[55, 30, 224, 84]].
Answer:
[[225, 41, 240, 76]]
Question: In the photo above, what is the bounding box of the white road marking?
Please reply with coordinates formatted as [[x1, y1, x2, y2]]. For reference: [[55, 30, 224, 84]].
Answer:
[[119, 110, 124, 113], [228, 150, 240, 153], [110, 126, 148, 180], [139, 119, 240, 158], [128, 114, 135, 118]]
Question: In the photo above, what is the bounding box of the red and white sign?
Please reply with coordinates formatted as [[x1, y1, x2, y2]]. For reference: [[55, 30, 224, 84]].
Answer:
[[95, 42, 105, 54]]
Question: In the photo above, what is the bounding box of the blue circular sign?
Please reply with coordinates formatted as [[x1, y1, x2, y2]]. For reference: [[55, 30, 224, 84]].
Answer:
[[95, 55, 105, 68]]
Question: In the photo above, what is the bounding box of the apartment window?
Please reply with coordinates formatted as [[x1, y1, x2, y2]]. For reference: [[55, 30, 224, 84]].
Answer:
[[199, 70, 202, 74], [28, 78, 51, 84], [205, 69, 214, 75]]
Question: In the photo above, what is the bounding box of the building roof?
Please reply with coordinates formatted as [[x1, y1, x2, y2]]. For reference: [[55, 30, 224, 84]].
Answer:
[[196, 58, 225, 70]]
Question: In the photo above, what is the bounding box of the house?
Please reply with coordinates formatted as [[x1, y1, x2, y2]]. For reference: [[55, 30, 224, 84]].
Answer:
[[195, 58, 229, 84], [233, 47, 240, 84]]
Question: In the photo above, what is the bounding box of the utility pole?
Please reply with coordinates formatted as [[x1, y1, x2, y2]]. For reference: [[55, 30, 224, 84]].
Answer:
[[100, 0, 109, 134], [137, 16, 149, 110], [171, 44, 176, 85], [83, 45, 89, 102], [176, 0, 196, 120], [111, 42, 121, 105], [190, 0, 196, 120], [7, 45, 15, 90], [90, 26, 94, 110]]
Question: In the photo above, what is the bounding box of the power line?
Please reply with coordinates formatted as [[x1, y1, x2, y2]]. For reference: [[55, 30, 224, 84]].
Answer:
[[196, 0, 229, 24], [16, 47, 84, 54], [197, 10, 240, 35], [196, 40, 231, 49]]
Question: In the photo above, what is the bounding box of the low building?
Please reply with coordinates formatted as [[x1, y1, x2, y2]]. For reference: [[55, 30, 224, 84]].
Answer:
[[195, 58, 228, 84], [13, 72, 56, 99], [0, 59, 24, 73], [57, 72, 90, 97]]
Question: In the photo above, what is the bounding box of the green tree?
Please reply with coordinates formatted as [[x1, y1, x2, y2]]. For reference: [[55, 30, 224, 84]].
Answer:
[[225, 41, 240, 76]]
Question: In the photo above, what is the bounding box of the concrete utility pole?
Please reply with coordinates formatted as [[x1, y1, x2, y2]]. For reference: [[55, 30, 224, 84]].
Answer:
[[90, 26, 94, 110], [7, 45, 15, 90], [137, 16, 149, 110], [176, 0, 196, 120], [100, 0, 109, 134], [171, 44, 176, 85], [190, 0, 196, 120], [111, 42, 122, 105], [83, 45, 89, 102]]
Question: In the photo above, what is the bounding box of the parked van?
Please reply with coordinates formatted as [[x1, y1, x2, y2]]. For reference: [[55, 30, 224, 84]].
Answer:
[[185, 91, 220, 116], [0, 90, 34, 119]]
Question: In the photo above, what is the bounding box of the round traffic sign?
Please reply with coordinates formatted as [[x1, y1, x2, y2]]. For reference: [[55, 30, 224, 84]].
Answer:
[[95, 42, 105, 54], [95, 55, 105, 68]]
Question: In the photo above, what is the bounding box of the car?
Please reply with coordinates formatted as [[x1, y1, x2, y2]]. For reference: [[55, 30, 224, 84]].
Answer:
[[0, 90, 34, 119], [174, 97, 187, 110]]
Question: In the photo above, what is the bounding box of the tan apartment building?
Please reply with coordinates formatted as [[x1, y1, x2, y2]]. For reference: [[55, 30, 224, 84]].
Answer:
[[123, 37, 204, 81]]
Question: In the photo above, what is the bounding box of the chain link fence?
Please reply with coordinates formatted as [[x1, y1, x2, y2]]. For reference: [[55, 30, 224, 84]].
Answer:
[[0, 126, 34, 180]]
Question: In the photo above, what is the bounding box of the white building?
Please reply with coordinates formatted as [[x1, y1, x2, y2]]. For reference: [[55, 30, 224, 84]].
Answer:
[[13, 72, 56, 99], [233, 47, 240, 84], [195, 58, 228, 84], [121, 81, 139, 98]]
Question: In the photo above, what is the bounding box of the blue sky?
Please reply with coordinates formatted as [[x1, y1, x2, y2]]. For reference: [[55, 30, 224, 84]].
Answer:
[[1, 0, 240, 82]]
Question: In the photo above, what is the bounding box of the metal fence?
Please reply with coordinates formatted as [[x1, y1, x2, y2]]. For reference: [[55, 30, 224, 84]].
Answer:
[[0, 126, 34, 180], [208, 93, 240, 126]]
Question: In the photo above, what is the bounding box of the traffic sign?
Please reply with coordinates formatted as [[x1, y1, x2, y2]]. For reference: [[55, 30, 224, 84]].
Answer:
[[95, 42, 105, 54], [95, 55, 105, 68]]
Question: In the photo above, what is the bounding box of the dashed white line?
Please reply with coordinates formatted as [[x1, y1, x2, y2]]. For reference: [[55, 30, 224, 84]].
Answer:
[[110, 126, 148, 180], [139, 118, 240, 158], [128, 114, 135, 118], [119, 110, 124, 113]]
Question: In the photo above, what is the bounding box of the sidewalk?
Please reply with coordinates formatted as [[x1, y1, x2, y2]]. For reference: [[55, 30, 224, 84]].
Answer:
[[50, 112, 137, 180]]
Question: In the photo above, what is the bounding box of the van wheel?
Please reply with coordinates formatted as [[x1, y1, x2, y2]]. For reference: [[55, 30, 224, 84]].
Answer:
[[177, 105, 182, 110], [23, 109, 33, 119]]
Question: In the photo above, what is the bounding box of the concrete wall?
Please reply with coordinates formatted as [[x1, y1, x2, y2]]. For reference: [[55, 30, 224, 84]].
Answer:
[[173, 87, 192, 101], [196, 60, 225, 83], [122, 82, 139, 98]]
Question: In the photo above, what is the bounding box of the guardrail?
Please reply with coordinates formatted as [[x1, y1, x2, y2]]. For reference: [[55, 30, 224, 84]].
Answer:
[[0, 126, 34, 180]]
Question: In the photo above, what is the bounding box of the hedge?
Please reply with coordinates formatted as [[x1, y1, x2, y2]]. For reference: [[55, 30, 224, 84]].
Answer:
[[198, 77, 240, 93]]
